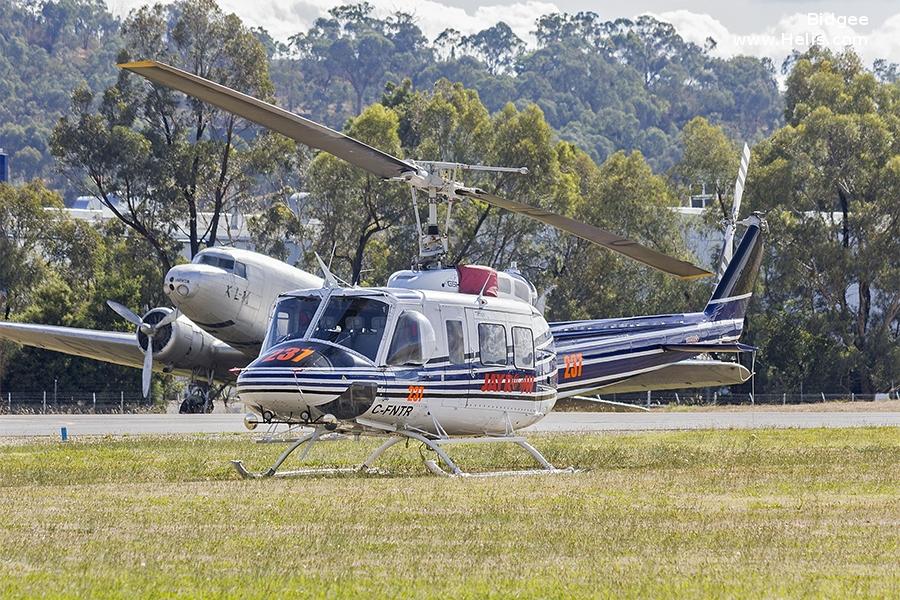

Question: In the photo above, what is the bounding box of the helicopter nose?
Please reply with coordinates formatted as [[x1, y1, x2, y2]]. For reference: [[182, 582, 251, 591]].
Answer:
[[238, 341, 380, 420]]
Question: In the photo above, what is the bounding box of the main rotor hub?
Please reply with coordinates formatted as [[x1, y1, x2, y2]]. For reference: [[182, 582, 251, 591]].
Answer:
[[397, 161, 529, 269]]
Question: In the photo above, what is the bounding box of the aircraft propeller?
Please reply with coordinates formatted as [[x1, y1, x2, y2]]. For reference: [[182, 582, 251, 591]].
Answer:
[[119, 60, 712, 280], [106, 300, 179, 398]]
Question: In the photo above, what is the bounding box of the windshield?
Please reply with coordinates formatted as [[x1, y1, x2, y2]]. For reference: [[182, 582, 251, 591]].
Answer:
[[311, 296, 390, 361], [264, 295, 322, 351]]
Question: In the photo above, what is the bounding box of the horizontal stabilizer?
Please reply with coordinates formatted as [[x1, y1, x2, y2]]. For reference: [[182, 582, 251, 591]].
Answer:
[[597, 359, 752, 394]]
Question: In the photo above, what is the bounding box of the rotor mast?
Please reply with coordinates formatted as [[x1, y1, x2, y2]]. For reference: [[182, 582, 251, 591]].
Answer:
[[400, 162, 529, 269]]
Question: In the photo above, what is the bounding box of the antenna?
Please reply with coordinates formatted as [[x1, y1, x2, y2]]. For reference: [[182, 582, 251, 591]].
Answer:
[[315, 253, 338, 287]]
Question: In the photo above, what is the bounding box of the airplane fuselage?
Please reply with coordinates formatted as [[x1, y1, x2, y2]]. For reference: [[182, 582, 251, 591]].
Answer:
[[163, 247, 322, 357]]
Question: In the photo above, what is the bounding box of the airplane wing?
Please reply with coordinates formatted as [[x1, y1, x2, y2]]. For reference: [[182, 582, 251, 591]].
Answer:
[[0, 321, 246, 381], [0, 322, 146, 369], [597, 359, 751, 394]]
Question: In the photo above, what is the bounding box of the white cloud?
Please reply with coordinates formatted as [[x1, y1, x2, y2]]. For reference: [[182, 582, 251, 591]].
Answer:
[[106, 0, 559, 43]]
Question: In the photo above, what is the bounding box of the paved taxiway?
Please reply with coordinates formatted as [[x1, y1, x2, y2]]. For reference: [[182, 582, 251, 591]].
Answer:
[[1, 411, 897, 437]]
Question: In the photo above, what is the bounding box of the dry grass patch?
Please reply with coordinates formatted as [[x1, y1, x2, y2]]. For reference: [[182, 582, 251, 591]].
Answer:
[[0, 428, 897, 598]]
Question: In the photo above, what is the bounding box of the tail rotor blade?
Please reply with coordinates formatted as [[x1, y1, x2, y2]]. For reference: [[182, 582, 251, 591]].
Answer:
[[719, 143, 752, 279], [107, 300, 143, 327], [142, 335, 153, 399]]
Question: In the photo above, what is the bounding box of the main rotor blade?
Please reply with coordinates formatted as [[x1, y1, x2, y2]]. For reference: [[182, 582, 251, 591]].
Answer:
[[118, 60, 417, 180], [142, 335, 153, 399], [457, 189, 712, 280], [107, 300, 143, 327]]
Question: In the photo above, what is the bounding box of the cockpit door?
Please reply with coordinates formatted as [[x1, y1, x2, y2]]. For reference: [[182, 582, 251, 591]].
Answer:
[[438, 305, 471, 408]]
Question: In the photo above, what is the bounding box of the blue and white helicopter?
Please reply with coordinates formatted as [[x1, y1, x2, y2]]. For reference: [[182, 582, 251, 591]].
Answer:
[[121, 61, 764, 478]]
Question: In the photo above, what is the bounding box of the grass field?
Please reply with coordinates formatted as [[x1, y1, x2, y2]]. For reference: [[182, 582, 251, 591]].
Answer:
[[0, 429, 898, 598]]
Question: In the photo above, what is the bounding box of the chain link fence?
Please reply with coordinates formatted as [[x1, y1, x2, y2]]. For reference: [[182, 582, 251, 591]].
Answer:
[[2, 389, 897, 415], [0, 391, 161, 414], [563, 390, 900, 409]]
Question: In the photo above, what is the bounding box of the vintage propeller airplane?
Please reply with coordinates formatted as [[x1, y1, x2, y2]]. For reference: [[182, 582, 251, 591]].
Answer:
[[83, 60, 763, 478]]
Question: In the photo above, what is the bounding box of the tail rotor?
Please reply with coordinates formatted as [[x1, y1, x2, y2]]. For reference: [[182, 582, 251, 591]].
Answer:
[[718, 143, 751, 280]]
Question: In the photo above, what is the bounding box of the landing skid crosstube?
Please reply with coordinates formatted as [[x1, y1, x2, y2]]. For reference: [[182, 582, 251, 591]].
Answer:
[[230, 428, 576, 479]]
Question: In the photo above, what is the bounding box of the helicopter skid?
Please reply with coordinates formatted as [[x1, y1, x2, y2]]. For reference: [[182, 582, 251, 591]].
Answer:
[[231, 427, 575, 479]]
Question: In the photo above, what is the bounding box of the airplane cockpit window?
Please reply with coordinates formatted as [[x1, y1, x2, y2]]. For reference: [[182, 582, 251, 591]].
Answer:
[[265, 296, 321, 350], [479, 323, 507, 366], [234, 262, 247, 278], [311, 296, 390, 361], [196, 254, 237, 274], [387, 310, 436, 366]]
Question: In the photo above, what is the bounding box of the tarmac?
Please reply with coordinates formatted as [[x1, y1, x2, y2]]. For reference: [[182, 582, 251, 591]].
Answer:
[[1, 410, 897, 438]]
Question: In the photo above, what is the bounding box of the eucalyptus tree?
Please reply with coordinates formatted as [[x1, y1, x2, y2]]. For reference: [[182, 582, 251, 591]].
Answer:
[[51, 0, 275, 271], [747, 47, 900, 393]]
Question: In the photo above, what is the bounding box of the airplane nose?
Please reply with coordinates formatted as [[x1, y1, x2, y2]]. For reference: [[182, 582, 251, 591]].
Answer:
[[164, 267, 198, 299]]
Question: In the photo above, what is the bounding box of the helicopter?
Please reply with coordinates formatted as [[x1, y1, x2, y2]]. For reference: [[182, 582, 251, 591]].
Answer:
[[119, 60, 764, 478]]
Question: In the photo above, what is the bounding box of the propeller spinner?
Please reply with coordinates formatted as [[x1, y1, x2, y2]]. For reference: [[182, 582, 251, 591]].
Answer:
[[107, 300, 179, 398], [119, 60, 712, 280]]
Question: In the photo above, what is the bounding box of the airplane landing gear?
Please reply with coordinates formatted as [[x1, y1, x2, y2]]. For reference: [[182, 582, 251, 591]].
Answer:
[[178, 370, 225, 414], [178, 383, 213, 414]]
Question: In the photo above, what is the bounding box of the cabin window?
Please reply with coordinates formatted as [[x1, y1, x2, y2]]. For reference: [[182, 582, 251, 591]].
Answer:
[[446, 320, 465, 365], [512, 326, 534, 369], [266, 295, 321, 349], [387, 310, 436, 366], [312, 296, 389, 361], [234, 262, 247, 278], [514, 280, 530, 302], [478, 323, 507, 366], [498, 276, 512, 294]]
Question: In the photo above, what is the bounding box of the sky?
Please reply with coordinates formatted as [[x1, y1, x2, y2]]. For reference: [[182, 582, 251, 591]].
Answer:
[[104, 0, 900, 67]]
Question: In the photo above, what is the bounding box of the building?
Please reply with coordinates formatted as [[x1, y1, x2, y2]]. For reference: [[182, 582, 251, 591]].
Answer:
[[63, 194, 318, 264]]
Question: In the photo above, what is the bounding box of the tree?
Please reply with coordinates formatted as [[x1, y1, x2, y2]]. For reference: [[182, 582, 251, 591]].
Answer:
[[747, 47, 900, 393], [306, 103, 408, 284], [672, 116, 739, 226], [0, 181, 63, 318], [51, 0, 275, 272], [548, 150, 707, 321], [461, 23, 524, 76], [0, 181, 165, 396]]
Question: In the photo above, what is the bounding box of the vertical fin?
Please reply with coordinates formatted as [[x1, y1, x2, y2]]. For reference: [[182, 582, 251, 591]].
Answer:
[[705, 215, 765, 322]]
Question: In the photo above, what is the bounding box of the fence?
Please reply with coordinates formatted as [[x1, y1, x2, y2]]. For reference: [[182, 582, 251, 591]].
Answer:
[[1, 389, 897, 415], [569, 390, 899, 408], [0, 391, 159, 414]]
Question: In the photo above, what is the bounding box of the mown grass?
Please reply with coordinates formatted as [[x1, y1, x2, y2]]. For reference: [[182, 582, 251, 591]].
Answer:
[[0, 429, 897, 598]]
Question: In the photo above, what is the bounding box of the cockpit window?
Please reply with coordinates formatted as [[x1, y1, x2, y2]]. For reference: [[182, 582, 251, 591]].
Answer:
[[311, 296, 389, 361], [265, 296, 321, 350], [196, 254, 237, 273], [234, 262, 247, 278]]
